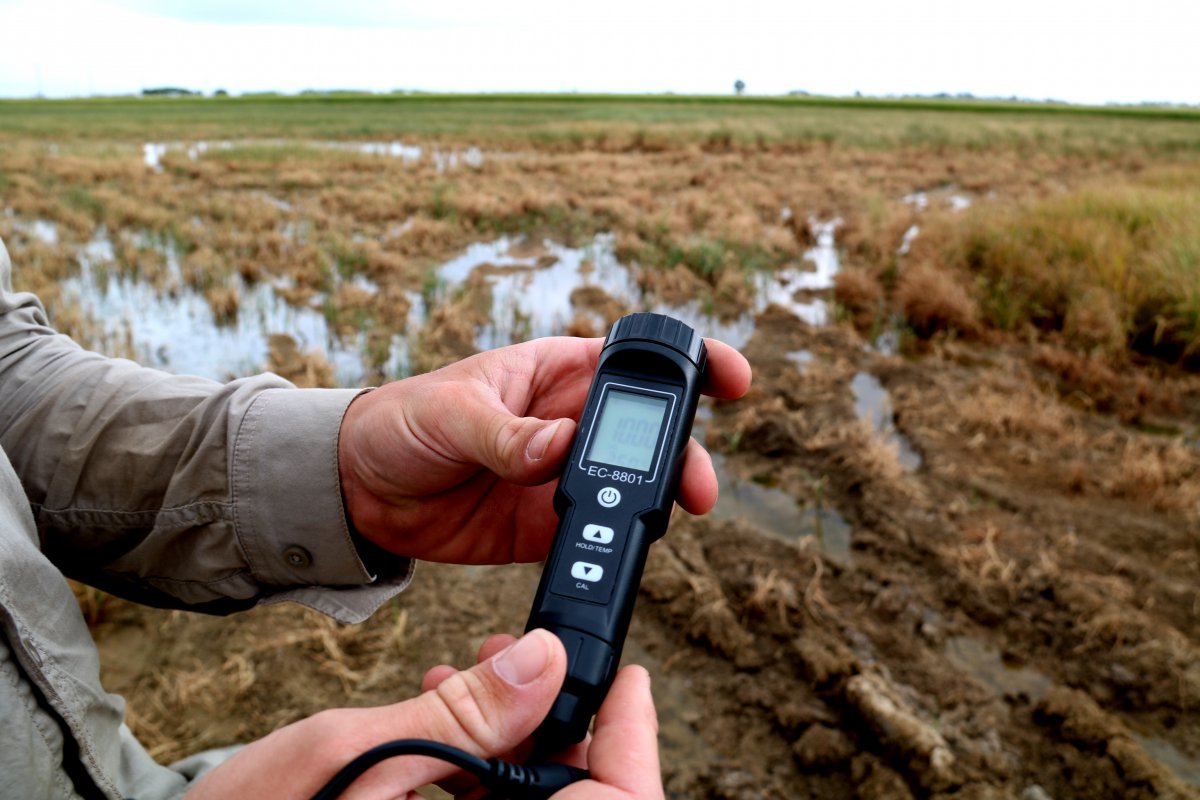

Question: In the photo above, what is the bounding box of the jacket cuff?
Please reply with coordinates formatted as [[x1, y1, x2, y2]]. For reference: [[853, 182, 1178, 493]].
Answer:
[[231, 387, 412, 607]]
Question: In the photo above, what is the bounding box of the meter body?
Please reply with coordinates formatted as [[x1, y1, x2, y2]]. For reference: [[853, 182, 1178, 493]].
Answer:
[[526, 312, 707, 744]]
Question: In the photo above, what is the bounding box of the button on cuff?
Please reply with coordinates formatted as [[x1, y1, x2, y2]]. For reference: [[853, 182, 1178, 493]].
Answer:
[[283, 545, 313, 569]]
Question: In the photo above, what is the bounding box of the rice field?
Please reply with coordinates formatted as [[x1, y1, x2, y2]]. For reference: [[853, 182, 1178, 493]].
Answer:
[[3, 94, 1199, 799]]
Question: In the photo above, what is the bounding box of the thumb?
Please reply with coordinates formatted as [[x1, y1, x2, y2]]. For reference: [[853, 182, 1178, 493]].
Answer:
[[348, 629, 567, 795], [449, 400, 576, 485]]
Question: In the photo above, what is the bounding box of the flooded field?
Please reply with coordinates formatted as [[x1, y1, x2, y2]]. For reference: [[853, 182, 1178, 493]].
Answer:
[[2, 99, 1199, 799]]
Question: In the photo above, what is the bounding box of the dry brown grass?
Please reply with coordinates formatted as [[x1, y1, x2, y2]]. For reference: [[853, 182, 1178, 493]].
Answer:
[[833, 266, 884, 329], [1032, 345, 1176, 421], [1064, 287, 1128, 357], [266, 334, 335, 388], [946, 374, 1075, 442], [69, 579, 114, 627], [203, 284, 240, 325], [895, 262, 979, 338], [1103, 437, 1200, 514], [913, 173, 1200, 365]]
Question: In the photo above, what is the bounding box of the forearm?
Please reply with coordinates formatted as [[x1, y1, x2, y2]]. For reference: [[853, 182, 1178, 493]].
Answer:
[[0, 237, 411, 619]]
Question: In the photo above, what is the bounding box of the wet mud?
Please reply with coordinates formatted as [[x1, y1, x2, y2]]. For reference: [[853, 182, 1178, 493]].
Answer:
[[84, 267, 1200, 799]]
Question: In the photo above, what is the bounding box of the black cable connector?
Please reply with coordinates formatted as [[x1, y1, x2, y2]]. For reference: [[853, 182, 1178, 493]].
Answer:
[[309, 738, 589, 800]]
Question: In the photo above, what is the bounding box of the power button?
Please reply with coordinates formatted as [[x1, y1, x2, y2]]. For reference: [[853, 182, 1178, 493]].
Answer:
[[597, 487, 621, 508]]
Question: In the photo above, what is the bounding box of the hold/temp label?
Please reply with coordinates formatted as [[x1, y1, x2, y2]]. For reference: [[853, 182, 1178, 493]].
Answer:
[[551, 519, 623, 604]]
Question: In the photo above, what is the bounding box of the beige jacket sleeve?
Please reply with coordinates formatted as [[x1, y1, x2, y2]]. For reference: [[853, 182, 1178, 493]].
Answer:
[[0, 236, 412, 623]]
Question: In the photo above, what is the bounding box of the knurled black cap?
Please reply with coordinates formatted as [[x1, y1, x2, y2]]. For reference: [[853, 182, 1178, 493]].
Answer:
[[603, 312, 706, 367]]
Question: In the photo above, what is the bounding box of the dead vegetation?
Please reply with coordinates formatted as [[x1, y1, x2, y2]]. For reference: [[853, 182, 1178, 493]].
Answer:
[[4, 116, 1200, 798]]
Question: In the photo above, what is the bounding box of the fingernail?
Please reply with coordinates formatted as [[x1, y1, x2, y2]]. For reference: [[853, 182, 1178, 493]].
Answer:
[[493, 631, 551, 686], [526, 420, 561, 461]]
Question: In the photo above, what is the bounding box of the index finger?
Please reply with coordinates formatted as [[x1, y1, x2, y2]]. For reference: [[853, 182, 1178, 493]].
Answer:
[[701, 337, 752, 400], [559, 665, 661, 799]]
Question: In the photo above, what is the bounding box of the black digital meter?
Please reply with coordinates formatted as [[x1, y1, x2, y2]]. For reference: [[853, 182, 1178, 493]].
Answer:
[[525, 312, 707, 745]]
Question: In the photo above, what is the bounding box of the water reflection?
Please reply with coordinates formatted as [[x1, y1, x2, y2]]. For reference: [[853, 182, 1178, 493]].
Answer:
[[944, 635, 1052, 700], [64, 229, 369, 385], [141, 140, 482, 173], [787, 349, 815, 372], [51, 215, 844, 393], [694, 405, 853, 564], [948, 636, 1200, 786], [3, 212, 59, 245], [751, 218, 841, 327], [434, 234, 639, 350], [650, 218, 842, 347], [850, 372, 921, 471], [1128, 731, 1200, 787], [620, 637, 717, 769]]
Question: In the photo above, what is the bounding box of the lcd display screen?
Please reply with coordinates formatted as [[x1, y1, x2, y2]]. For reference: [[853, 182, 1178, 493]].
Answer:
[[585, 390, 669, 472]]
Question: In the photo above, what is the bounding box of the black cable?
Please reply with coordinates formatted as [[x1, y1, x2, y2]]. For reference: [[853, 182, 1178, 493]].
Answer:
[[309, 738, 589, 800]]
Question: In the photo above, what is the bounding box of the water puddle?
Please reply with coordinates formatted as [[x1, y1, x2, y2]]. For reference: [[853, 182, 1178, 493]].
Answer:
[[944, 635, 1053, 701], [3, 211, 60, 245], [850, 372, 921, 471], [650, 218, 842, 347], [786, 349, 815, 372], [872, 328, 900, 356], [903, 190, 972, 213], [799, 506, 853, 564], [433, 233, 639, 351], [424, 218, 840, 353], [54, 215, 843, 392], [433, 147, 484, 172], [350, 141, 423, 162], [949, 194, 973, 212], [143, 141, 232, 171], [257, 192, 294, 212], [63, 229, 372, 385], [946, 636, 1199, 785], [897, 224, 920, 255], [752, 217, 841, 326], [1128, 731, 1200, 787], [142, 143, 168, 172], [620, 637, 719, 770], [142, 140, 481, 173], [693, 405, 852, 564]]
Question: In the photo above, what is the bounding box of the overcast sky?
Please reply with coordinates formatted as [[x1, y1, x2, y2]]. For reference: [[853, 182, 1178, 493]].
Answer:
[[1, 0, 1196, 105]]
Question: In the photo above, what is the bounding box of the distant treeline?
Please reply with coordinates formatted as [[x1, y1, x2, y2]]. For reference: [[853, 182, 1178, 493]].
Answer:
[[142, 87, 228, 97]]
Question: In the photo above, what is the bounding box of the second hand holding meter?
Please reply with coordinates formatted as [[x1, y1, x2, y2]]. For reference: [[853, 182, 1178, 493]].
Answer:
[[526, 312, 707, 745], [309, 313, 707, 799]]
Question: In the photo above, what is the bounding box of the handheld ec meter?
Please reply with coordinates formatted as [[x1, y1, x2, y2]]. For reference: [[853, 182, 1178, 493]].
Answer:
[[526, 312, 707, 745]]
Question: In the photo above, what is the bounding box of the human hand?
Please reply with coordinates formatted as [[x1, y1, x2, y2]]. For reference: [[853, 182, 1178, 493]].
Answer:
[[184, 629, 664, 800], [185, 629, 563, 800], [338, 336, 751, 563], [422, 634, 664, 800]]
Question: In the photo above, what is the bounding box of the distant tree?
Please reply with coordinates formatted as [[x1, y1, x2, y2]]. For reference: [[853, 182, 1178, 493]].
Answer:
[[734, 79, 746, 96], [214, 88, 228, 97], [142, 87, 198, 97]]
